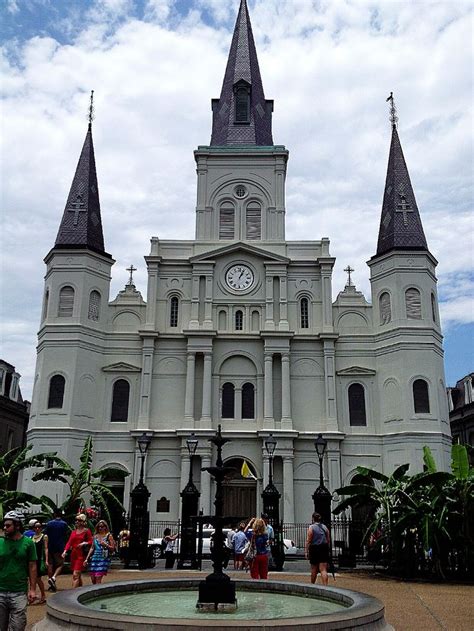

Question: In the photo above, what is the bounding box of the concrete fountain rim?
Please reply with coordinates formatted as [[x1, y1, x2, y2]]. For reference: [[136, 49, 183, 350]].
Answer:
[[37, 577, 392, 630]]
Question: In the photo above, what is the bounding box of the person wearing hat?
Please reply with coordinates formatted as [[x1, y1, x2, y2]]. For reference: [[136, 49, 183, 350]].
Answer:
[[61, 514, 92, 588], [23, 519, 38, 538], [0, 510, 37, 631]]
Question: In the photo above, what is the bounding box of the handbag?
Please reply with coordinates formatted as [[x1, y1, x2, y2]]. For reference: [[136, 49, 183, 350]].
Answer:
[[245, 539, 256, 562]]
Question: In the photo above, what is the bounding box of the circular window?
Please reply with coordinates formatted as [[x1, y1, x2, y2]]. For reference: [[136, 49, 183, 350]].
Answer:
[[234, 185, 247, 199]]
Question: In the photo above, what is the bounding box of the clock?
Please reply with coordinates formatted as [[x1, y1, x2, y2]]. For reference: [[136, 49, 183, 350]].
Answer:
[[225, 264, 254, 291]]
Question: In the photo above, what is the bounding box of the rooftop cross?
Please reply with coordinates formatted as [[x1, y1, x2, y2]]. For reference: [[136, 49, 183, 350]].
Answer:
[[88, 90, 95, 127], [67, 195, 86, 226], [396, 193, 413, 225], [344, 265, 354, 287], [126, 264, 136, 286], [386, 91, 398, 129]]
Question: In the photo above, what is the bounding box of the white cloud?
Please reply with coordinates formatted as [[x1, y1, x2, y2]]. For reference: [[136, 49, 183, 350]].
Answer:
[[1, 0, 472, 398]]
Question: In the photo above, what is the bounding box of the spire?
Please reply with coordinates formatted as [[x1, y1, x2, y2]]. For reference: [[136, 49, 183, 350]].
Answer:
[[210, 0, 273, 146], [54, 92, 108, 257], [375, 94, 428, 256]]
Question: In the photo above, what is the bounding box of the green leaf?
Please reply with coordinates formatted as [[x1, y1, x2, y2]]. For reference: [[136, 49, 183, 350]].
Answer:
[[452, 443, 469, 480], [423, 446, 437, 473]]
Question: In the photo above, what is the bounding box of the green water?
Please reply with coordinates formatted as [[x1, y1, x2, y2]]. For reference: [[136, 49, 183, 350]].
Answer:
[[87, 589, 346, 620]]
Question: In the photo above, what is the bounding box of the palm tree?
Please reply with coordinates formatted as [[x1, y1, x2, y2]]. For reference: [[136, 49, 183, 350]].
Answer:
[[32, 436, 128, 528]]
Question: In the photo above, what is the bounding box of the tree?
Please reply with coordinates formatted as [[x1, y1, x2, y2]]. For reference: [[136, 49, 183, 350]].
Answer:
[[32, 436, 128, 528], [0, 445, 56, 520]]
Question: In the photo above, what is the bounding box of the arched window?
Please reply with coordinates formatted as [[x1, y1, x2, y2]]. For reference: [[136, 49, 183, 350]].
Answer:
[[413, 379, 430, 413], [218, 310, 227, 330], [42, 290, 49, 321], [234, 81, 250, 123], [405, 288, 422, 319], [222, 382, 235, 419], [58, 286, 74, 317], [219, 202, 235, 239], [111, 379, 130, 422], [379, 292, 391, 324], [242, 383, 255, 419], [251, 310, 260, 331], [300, 297, 309, 328], [235, 310, 243, 331], [170, 296, 179, 327], [246, 202, 261, 239], [88, 290, 101, 321], [48, 375, 65, 409], [348, 383, 367, 426], [431, 293, 437, 323]]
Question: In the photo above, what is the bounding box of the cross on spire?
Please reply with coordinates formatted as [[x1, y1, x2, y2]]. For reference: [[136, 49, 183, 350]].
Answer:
[[396, 193, 413, 225], [126, 264, 136, 286], [386, 91, 398, 129], [344, 265, 354, 286], [88, 90, 95, 128], [67, 195, 86, 225]]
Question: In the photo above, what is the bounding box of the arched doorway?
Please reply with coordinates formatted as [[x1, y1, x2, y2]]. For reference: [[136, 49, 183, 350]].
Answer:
[[222, 458, 257, 521], [101, 468, 127, 537], [349, 473, 376, 557]]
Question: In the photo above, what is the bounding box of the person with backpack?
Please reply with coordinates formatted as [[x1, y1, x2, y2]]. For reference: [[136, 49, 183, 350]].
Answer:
[[305, 512, 330, 585]]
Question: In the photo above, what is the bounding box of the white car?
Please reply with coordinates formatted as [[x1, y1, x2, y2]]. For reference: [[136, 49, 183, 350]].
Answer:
[[148, 528, 298, 558]]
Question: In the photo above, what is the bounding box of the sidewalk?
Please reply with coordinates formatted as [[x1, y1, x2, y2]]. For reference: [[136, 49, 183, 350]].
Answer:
[[27, 566, 472, 630]]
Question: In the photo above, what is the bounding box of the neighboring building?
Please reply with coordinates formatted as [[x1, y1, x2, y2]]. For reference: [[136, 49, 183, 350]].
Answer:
[[0, 360, 30, 488], [23, 0, 451, 523], [448, 374, 474, 460]]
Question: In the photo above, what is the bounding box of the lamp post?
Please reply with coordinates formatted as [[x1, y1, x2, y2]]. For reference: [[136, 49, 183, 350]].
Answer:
[[261, 434, 284, 570], [127, 432, 152, 569], [178, 433, 200, 569], [312, 433, 331, 527]]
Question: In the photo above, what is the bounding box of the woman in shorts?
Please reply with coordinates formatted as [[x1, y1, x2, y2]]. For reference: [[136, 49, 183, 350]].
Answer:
[[305, 512, 330, 585]]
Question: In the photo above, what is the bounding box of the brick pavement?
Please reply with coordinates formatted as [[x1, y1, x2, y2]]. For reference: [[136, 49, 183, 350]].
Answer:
[[26, 567, 472, 630]]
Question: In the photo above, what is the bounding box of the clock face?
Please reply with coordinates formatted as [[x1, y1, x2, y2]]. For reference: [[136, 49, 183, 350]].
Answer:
[[225, 265, 254, 291]]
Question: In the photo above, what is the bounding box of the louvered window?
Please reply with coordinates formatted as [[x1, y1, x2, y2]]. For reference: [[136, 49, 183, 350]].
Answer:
[[348, 383, 367, 426], [413, 379, 430, 413], [300, 297, 309, 328], [405, 288, 422, 319], [42, 290, 49, 321], [170, 296, 179, 327], [234, 83, 250, 123], [111, 379, 130, 422], [431, 293, 437, 323], [379, 292, 391, 324], [242, 383, 255, 419], [219, 204, 235, 240], [235, 310, 243, 331], [246, 203, 261, 240], [88, 290, 101, 321], [48, 375, 65, 409], [58, 286, 74, 317], [222, 382, 235, 418]]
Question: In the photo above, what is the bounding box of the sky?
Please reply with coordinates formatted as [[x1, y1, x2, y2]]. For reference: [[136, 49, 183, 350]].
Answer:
[[1, 0, 473, 400]]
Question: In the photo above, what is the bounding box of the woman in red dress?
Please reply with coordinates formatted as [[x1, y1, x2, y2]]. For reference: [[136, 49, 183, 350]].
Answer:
[[62, 514, 93, 588]]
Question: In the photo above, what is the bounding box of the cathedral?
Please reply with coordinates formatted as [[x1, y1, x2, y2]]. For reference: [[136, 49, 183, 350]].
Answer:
[[23, 0, 452, 524]]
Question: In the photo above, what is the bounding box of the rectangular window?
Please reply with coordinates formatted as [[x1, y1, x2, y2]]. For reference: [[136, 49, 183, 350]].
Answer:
[[219, 207, 235, 239], [246, 206, 261, 240]]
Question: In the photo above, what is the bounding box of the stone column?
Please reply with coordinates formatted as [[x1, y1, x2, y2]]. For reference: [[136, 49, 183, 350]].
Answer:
[[184, 352, 196, 424], [264, 273, 275, 330], [323, 338, 337, 430], [283, 455, 295, 524], [262, 454, 269, 489], [189, 274, 200, 329], [204, 276, 213, 328], [179, 453, 191, 519], [137, 335, 156, 429], [264, 352, 274, 429], [145, 261, 159, 329], [281, 352, 292, 430], [321, 263, 334, 333], [235, 386, 242, 421], [279, 275, 289, 331], [200, 454, 212, 515], [200, 353, 212, 427]]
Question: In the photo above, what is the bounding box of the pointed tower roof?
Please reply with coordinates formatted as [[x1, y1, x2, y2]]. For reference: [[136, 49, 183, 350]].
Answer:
[[376, 96, 428, 256], [54, 98, 109, 257], [210, 0, 273, 146]]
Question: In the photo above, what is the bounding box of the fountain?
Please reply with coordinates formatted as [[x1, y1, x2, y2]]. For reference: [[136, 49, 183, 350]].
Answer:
[[34, 427, 392, 630]]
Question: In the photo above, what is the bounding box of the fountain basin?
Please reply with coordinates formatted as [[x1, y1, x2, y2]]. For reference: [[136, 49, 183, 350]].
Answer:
[[34, 578, 393, 630]]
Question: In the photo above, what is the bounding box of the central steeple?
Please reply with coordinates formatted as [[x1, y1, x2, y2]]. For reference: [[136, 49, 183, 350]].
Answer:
[[210, 0, 274, 146]]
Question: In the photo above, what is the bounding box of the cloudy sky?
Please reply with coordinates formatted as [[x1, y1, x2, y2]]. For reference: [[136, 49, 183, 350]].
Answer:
[[1, 0, 473, 400]]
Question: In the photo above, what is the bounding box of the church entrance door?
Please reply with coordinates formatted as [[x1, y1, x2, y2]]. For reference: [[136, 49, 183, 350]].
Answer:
[[222, 458, 257, 521]]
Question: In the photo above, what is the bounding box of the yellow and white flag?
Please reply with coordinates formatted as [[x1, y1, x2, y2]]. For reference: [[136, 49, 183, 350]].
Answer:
[[241, 460, 257, 480]]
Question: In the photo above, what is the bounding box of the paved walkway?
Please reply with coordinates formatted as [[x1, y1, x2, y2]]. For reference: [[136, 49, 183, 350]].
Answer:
[[26, 567, 472, 630]]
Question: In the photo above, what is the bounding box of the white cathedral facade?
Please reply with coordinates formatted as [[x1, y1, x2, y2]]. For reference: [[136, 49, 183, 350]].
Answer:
[[23, 0, 452, 524]]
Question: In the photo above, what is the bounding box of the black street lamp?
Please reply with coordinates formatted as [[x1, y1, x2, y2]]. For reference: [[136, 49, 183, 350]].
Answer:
[[262, 433, 284, 570], [178, 433, 200, 569], [312, 433, 332, 527], [127, 432, 152, 569], [198, 425, 236, 610]]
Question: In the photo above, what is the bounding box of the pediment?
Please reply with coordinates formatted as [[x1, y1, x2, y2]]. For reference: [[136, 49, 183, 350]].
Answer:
[[190, 242, 289, 264], [102, 362, 141, 373], [336, 366, 376, 376]]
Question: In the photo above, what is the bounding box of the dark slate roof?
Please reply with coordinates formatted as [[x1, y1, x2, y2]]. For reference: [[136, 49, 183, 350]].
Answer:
[[376, 125, 428, 256], [54, 124, 108, 257], [210, 0, 273, 146]]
